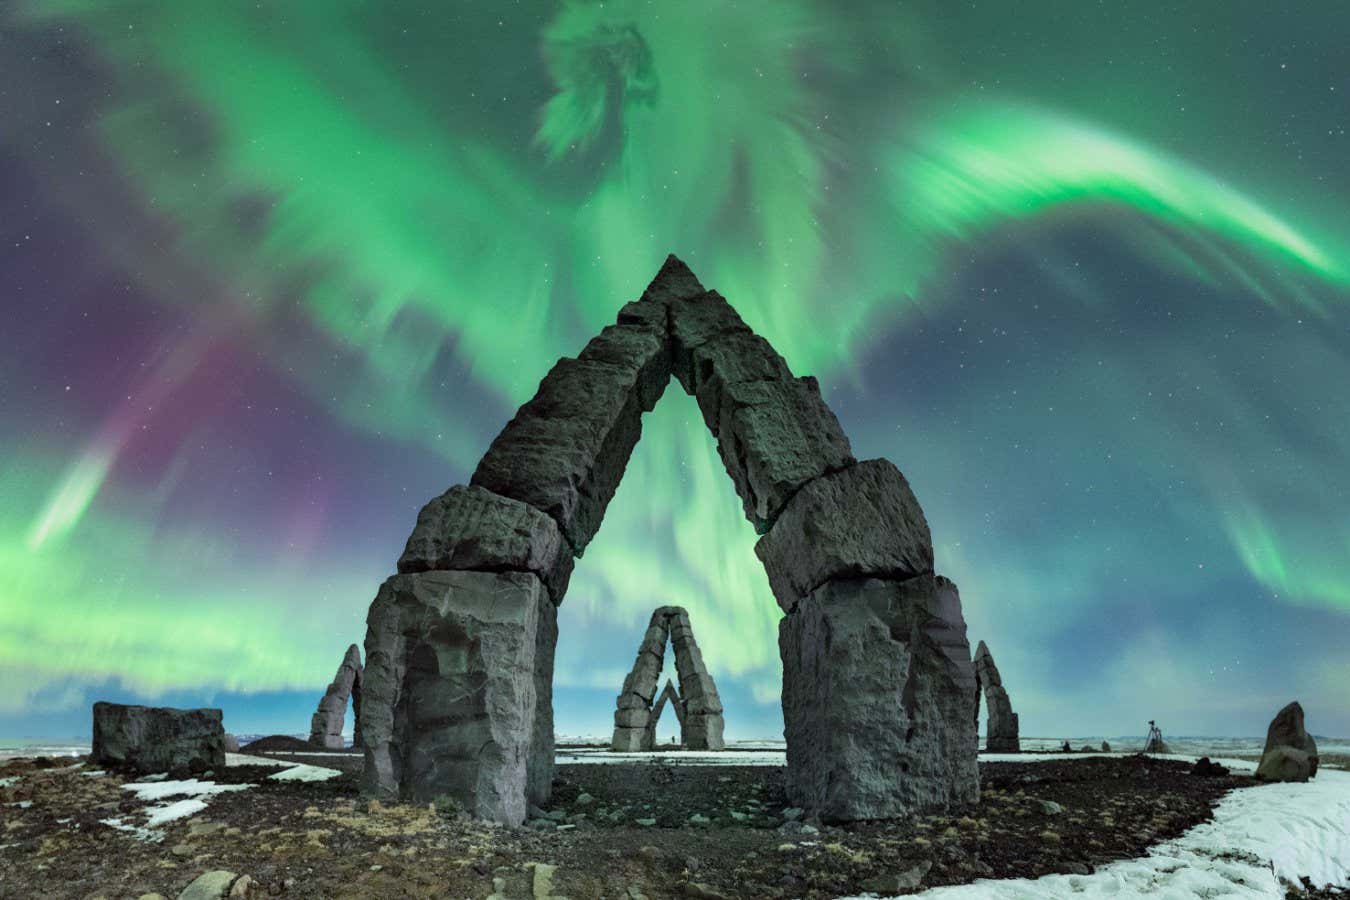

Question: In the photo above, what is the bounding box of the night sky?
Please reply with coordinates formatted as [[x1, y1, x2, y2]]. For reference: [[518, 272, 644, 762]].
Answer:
[[2, 2, 1347, 743]]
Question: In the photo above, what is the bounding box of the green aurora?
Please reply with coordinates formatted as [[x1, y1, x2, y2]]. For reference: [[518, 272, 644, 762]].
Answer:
[[2, 0, 1347, 737]]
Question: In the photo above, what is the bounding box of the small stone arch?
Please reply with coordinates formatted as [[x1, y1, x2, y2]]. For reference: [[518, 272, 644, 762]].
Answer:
[[359, 256, 979, 824], [309, 643, 364, 750], [973, 641, 1020, 753], [611, 606, 724, 751]]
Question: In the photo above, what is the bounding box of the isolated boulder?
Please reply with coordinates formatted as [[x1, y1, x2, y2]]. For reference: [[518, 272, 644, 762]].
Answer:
[[1256, 701, 1319, 781], [91, 702, 225, 775]]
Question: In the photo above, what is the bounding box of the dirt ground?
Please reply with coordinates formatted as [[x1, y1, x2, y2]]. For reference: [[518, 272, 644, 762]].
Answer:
[[0, 754, 1259, 899]]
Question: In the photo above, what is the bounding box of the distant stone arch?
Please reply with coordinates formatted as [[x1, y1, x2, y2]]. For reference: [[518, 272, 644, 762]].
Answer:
[[611, 606, 724, 751], [359, 256, 979, 824], [309, 643, 363, 750], [972, 641, 1020, 753]]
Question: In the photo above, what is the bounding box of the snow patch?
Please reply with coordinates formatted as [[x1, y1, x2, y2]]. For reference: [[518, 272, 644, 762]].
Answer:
[[0, 776, 19, 788], [268, 763, 342, 782], [79, 769, 106, 777], [144, 798, 209, 827], [121, 779, 253, 802]]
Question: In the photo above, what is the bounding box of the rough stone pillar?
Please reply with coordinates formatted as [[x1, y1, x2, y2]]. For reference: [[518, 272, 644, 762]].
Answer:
[[973, 641, 1020, 753], [668, 609, 725, 750], [612, 611, 670, 751], [780, 575, 978, 821], [309, 644, 364, 750], [359, 569, 547, 826]]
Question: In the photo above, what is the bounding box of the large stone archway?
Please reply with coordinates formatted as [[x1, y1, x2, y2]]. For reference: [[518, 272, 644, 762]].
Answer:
[[358, 256, 979, 825], [973, 641, 1020, 753]]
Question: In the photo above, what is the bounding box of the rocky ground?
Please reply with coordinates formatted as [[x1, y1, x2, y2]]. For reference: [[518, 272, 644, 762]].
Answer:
[[0, 754, 1271, 899]]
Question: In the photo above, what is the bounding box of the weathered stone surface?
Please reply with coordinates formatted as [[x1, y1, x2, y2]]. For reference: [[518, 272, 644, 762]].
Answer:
[[780, 575, 978, 821], [616, 706, 652, 729], [685, 329, 794, 432], [611, 727, 647, 752], [1256, 746, 1315, 782], [621, 652, 664, 703], [578, 323, 671, 413], [683, 714, 725, 751], [309, 643, 363, 750], [1257, 701, 1319, 781], [668, 290, 756, 395], [527, 597, 559, 808], [359, 569, 546, 826], [92, 703, 225, 775], [973, 640, 1020, 753], [397, 484, 574, 604], [711, 376, 855, 532], [177, 870, 238, 900], [471, 357, 653, 555], [756, 458, 933, 611]]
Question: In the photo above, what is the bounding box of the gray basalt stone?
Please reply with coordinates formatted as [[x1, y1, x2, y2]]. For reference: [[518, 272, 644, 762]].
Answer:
[[711, 376, 855, 532], [973, 640, 1020, 753], [397, 484, 574, 604], [780, 575, 979, 821], [358, 569, 548, 826], [755, 459, 933, 611], [471, 354, 664, 555], [1257, 701, 1319, 781], [309, 643, 364, 750], [578, 324, 671, 413], [528, 596, 559, 808], [682, 713, 725, 751], [644, 679, 685, 750], [91, 702, 225, 775], [611, 727, 647, 752]]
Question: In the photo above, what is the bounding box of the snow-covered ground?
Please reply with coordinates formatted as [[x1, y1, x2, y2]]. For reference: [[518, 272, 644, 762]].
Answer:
[[844, 756, 1350, 899]]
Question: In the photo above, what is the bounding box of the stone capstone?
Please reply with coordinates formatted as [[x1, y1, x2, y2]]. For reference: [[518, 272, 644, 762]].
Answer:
[[91, 702, 225, 776], [309, 643, 363, 750], [755, 458, 933, 611], [1256, 701, 1319, 781], [358, 569, 549, 826], [973, 640, 1020, 753], [780, 575, 979, 821], [397, 484, 574, 604]]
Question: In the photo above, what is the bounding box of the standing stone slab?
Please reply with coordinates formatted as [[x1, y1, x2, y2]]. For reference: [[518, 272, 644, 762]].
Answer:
[[309, 643, 364, 750], [780, 575, 978, 821], [397, 484, 574, 604], [359, 569, 547, 826], [710, 376, 855, 532], [91, 703, 225, 775], [644, 679, 685, 750], [755, 458, 933, 611], [528, 597, 559, 808], [1256, 701, 1319, 781], [973, 641, 1020, 753], [472, 352, 669, 555]]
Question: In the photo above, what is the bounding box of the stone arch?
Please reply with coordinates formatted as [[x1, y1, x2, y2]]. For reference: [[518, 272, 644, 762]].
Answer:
[[973, 641, 1020, 753], [309, 643, 364, 750], [611, 606, 724, 751], [359, 256, 979, 824]]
